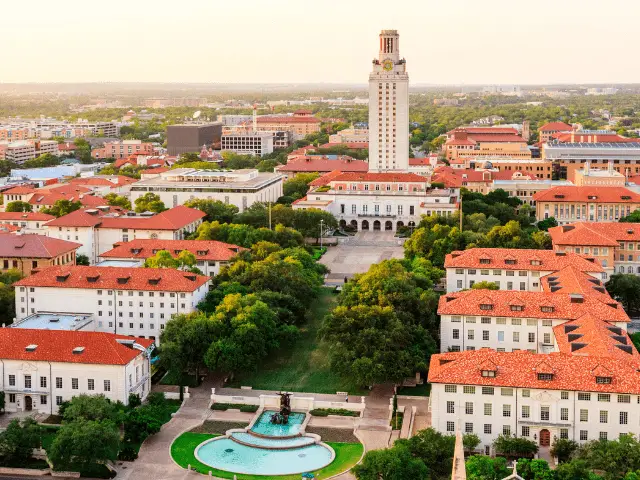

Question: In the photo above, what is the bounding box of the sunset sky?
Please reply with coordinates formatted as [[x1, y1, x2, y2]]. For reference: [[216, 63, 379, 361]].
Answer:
[[3, 0, 638, 85]]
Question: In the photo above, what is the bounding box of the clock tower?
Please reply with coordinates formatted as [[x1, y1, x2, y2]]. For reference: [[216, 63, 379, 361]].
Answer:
[[368, 30, 409, 172]]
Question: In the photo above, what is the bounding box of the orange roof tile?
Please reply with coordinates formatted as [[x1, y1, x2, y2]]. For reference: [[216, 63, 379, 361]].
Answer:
[[329, 172, 428, 183], [0, 329, 152, 365], [15, 265, 209, 292], [533, 186, 640, 203], [539, 122, 573, 132], [278, 157, 369, 173], [0, 234, 80, 258], [549, 222, 640, 247], [0, 212, 55, 222], [100, 239, 244, 262]]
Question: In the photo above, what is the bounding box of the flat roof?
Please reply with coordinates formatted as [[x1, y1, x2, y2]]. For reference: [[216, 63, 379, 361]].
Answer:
[[95, 259, 144, 268], [10, 313, 94, 331]]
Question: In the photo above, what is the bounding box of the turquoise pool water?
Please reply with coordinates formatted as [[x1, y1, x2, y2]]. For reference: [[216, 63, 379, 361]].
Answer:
[[250, 410, 305, 437], [230, 432, 315, 448], [196, 438, 333, 475]]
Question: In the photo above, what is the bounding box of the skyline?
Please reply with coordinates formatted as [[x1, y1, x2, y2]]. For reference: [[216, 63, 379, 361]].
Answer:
[[2, 0, 640, 85]]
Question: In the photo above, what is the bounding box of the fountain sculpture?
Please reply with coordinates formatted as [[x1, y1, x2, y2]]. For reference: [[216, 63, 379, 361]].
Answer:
[[270, 392, 291, 425]]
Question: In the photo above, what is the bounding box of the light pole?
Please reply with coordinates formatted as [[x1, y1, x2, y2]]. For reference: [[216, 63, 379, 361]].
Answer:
[[320, 219, 324, 249]]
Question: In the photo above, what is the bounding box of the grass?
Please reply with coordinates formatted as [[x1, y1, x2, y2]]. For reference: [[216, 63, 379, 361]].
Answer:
[[390, 411, 404, 430], [397, 383, 431, 397], [189, 420, 249, 434], [170, 432, 363, 479], [160, 370, 201, 388], [40, 425, 61, 451], [226, 288, 367, 395]]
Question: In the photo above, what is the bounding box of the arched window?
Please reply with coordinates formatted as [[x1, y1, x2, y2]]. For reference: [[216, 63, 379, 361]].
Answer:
[[628, 266, 634, 274]]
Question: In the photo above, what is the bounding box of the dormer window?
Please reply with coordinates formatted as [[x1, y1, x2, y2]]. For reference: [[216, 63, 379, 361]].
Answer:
[[530, 260, 541, 266], [596, 376, 612, 384], [510, 305, 524, 312], [196, 250, 208, 256], [540, 306, 554, 313], [479, 258, 491, 265], [505, 259, 517, 265], [481, 370, 496, 378], [480, 303, 493, 311], [537, 373, 554, 381]]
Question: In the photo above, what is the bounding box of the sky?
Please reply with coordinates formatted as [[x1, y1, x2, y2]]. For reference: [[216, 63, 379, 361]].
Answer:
[[2, 0, 640, 85]]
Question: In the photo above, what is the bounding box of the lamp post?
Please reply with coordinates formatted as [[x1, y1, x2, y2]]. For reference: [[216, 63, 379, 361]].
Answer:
[[320, 219, 324, 249]]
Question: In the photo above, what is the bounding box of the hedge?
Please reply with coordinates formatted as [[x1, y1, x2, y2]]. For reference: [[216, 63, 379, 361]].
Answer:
[[211, 403, 259, 413], [309, 408, 359, 417]]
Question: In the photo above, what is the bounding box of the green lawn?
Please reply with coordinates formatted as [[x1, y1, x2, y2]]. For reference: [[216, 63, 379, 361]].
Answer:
[[160, 370, 201, 388], [398, 383, 431, 397], [170, 432, 364, 479], [226, 288, 367, 394]]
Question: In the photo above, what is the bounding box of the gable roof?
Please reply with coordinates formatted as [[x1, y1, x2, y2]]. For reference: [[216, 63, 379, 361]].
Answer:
[[539, 122, 573, 132], [532, 186, 640, 203], [100, 239, 244, 262], [0, 212, 55, 222], [0, 329, 152, 365], [549, 222, 640, 246], [0, 234, 81, 258], [277, 157, 369, 173]]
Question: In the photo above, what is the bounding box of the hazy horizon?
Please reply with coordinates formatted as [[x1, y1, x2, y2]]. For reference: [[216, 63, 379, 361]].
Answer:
[[4, 0, 640, 85]]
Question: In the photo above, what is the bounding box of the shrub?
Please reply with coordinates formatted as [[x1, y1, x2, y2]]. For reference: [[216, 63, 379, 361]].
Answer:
[[128, 394, 141, 409], [146, 392, 166, 407], [240, 405, 259, 413], [117, 444, 138, 461], [309, 408, 359, 417], [211, 403, 258, 412]]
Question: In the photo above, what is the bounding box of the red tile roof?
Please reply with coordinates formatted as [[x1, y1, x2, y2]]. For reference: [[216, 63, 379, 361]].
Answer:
[[3, 186, 37, 195], [438, 289, 628, 322], [428, 349, 640, 394], [447, 127, 520, 136], [533, 186, 640, 203], [432, 167, 534, 187], [551, 132, 633, 143], [465, 134, 527, 143], [0, 224, 21, 233], [45, 206, 205, 230], [540, 266, 611, 302], [100, 239, 244, 262], [69, 176, 137, 187], [318, 142, 369, 149], [15, 265, 210, 292], [309, 170, 344, 187], [0, 329, 152, 365], [445, 248, 603, 273], [257, 116, 320, 124], [0, 234, 80, 259], [278, 157, 369, 173], [539, 122, 573, 132], [329, 172, 428, 183], [0, 212, 55, 222], [142, 167, 169, 174], [549, 222, 640, 247]]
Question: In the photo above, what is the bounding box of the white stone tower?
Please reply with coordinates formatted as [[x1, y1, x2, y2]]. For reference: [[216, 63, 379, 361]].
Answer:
[[368, 29, 409, 172]]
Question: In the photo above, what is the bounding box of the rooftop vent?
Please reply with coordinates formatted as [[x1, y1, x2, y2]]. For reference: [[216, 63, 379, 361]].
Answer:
[[554, 194, 565, 199], [555, 252, 566, 256], [571, 343, 587, 352], [607, 326, 623, 336], [568, 333, 583, 342], [569, 293, 584, 304], [72, 346, 85, 354], [564, 325, 579, 333], [588, 195, 598, 200], [616, 345, 633, 355], [621, 196, 632, 200], [612, 335, 627, 345], [49, 317, 60, 323], [25, 344, 37, 352], [56, 273, 70, 282]]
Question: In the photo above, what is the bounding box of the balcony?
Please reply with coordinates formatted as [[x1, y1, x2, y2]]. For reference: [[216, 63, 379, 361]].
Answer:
[[357, 213, 397, 218]]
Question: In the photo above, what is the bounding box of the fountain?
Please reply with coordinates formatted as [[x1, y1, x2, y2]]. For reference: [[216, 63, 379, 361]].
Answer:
[[270, 392, 291, 425]]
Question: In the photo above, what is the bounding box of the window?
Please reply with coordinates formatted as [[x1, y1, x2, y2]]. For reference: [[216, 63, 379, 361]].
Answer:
[[24, 375, 31, 389], [543, 333, 551, 344], [447, 401, 455, 414], [56, 396, 62, 406], [445, 385, 457, 393], [40, 395, 47, 405], [561, 391, 569, 400], [104, 380, 111, 392], [446, 421, 455, 432], [481, 317, 491, 324], [620, 411, 629, 425], [463, 386, 476, 394], [452, 329, 459, 339], [578, 393, 591, 401], [537, 373, 554, 381], [522, 389, 530, 397], [483, 331, 489, 341], [599, 411, 608, 423], [501, 388, 513, 396], [522, 405, 530, 418], [598, 394, 611, 402], [40, 377, 47, 388], [561, 408, 569, 421], [503, 425, 511, 436], [503, 405, 511, 417], [468, 330, 474, 340], [522, 426, 530, 437], [596, 376, 612, 384], [618, 394, 631, 403], [72, 378, 78, 390], [541, 406, 550, 421], [580, 409, 588, 422], [465, 402, 474, 415], [559, 428, 569, 439], [88, 379, 94, 391], [484, 424, 492, 434], [8, 375, 15, 386], [465, 423, 473, 433], [600, 432, 608, 441], [580, 430, 588, 441], [56, 377, 62, 389], [484, 403, 492, 415], [513, 332, 520, 342], [482, 387, 494, 395]]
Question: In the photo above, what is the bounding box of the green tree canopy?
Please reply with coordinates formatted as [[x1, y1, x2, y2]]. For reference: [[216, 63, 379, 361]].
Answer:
[[465, 455, 510, 480], [353, 444, 429, 480], [103, 192, 132, 210], [0, 418, 43, 466], [62, 394, 123, 424], [134, 192, 166, 213], [48, 420, 120, 471], [606, 273, 640, 314], [5, 201, 32, 213], [184, 198, 239, 223], [41, 199, 83, 217]]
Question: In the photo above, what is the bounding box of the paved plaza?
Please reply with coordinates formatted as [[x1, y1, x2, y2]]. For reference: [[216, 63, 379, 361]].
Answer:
[[321, 232, 405, 284]]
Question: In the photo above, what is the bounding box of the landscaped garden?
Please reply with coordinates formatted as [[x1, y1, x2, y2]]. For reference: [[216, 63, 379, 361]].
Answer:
[[225, 288, 368, 394]]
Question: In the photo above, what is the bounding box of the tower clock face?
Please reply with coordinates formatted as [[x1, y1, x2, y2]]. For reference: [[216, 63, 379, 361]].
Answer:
[[382, 59, 393, 71]]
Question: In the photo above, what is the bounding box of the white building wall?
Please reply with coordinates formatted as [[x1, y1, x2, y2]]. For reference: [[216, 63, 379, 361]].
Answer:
[[0, 356, 149, 414], [431, 383, 640, 453]]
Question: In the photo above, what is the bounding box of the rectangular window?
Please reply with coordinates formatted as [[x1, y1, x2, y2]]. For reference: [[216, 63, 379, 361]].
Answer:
[[88, 379, 95, 391], [560, 428, 569, 439], [522, 389, 530, 397], [580, 409, 588, 422], [445, 385, 457, 393], [503, 405, 511, 417], [465, 402, 474, 415], [578, 393, 591, 401], [620, 412, 628, 425], [501, 388, 513, 396], [618, 395, 631, 403], [580, 430, 588, 441], [541, 406, 550, 421], [522, 405, 530, 418], [465, 423, 473, 433], [452, 329, 459, 339], [484, 403, 492, 415], [599, 411, 608, 423], [600, 432, 608, 441], [40, 377, 47, 388], [446, 421, 455, 432], [40, 395, 47, 405], [463, 386, 476, 394], [522, 426, 530, 437], [447, 401, 455, 414], [482, 387, 494, 395], [104, 380, 111, 392], [484, 424, 492, 434], [561, 408, 569, 421], [561, 391, 569, 400], [56, 396, 62, 406], [56, 377, 62, 389], [71, 378, 78, 390], [503, 425, 511, 436], [24, 375, 31, 389], [8, 375, 15, 386], [598, 394, 611, 402]]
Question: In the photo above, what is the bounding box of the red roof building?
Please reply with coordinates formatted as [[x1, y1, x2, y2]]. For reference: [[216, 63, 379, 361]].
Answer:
[[539, 121, 574, 143], [0, 233, 80, 276], [276, 156, 369, 178]]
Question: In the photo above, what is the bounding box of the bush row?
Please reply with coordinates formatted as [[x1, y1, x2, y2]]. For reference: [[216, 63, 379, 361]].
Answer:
[[210, 403, 259, 413], [309, 408, 359, 417]]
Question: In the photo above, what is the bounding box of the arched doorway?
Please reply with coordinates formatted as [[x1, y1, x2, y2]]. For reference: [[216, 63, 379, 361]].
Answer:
[[397, 221, 404, 230], [362, 220, 370, 231], [373, 220, 381, 231], [385, 221, 393, 231], [540, 429, 550, 447], [408, 221, 416, 227], [339, 219, 347, 229], [350, 220, 358, 231], [24, 396, 32, 411]]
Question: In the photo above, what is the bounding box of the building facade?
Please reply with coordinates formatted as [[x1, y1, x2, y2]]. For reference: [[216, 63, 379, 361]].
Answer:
[[92, 140, 154, 160], [166, 124, 223, 156], [368, 30, 409, 172], [221, 132, 274, 156], [0, 212, 55, 235], [14, 266, 210, 342], [0, 234, 80, 276], [0, 329, 152, 414]]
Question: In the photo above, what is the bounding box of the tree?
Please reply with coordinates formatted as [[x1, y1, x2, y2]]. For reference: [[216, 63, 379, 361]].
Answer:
[[463, 433, 481, 453], [282, 173, 319, 200], [493, 435, 538, 459], [400, 428, 456, 480], [471, 281, 499, 290], [5, 201, 32, 213], [466, 455, 510, 480], [134, 193, 166, 213], [0, 269, 23, 325], [22, 153, 60, 169], [41, 199, 83, 217], [256, 159, 279, 172], [76, 254, 90, 266], [353, 444, 428, 480], [606, 274, 640, 314], [103, 193, 132, 210], [575, 435, 640, 480], [48, 420, 120, 471], [537, 217, 558, 231], [516, 458, 554, 480], [555, 460, 602, 480], [551, 438, 579, 463], [0, 418, 43, 466], [184, 198, 239, 223], [123, 406, 162, 444], [61, 394, 123, 424], [292, 208, 338, 241], [620, 209, 640, 223], [144, 249, 200, 273]]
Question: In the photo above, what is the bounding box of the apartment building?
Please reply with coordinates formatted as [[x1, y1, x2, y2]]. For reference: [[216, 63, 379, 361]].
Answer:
[[0, 234, 80, 276], [221, 131, 274, 156], [45, 206, 206, 264], [92, 140, 154, 160], [549, 222, 640, 276], [0, 329, 152, 414], [444, 248, 605, 293], [255, 113, 321, 139], [3, 140, 58, 164], [538, 121, 573, 143], [533, 186, 640, 224], [14, 266, 210, 342], [0, 212, 55, 234], [293, 171, 458, 231], [129, 168, 283, 212], [99, 239, 244, 277]]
